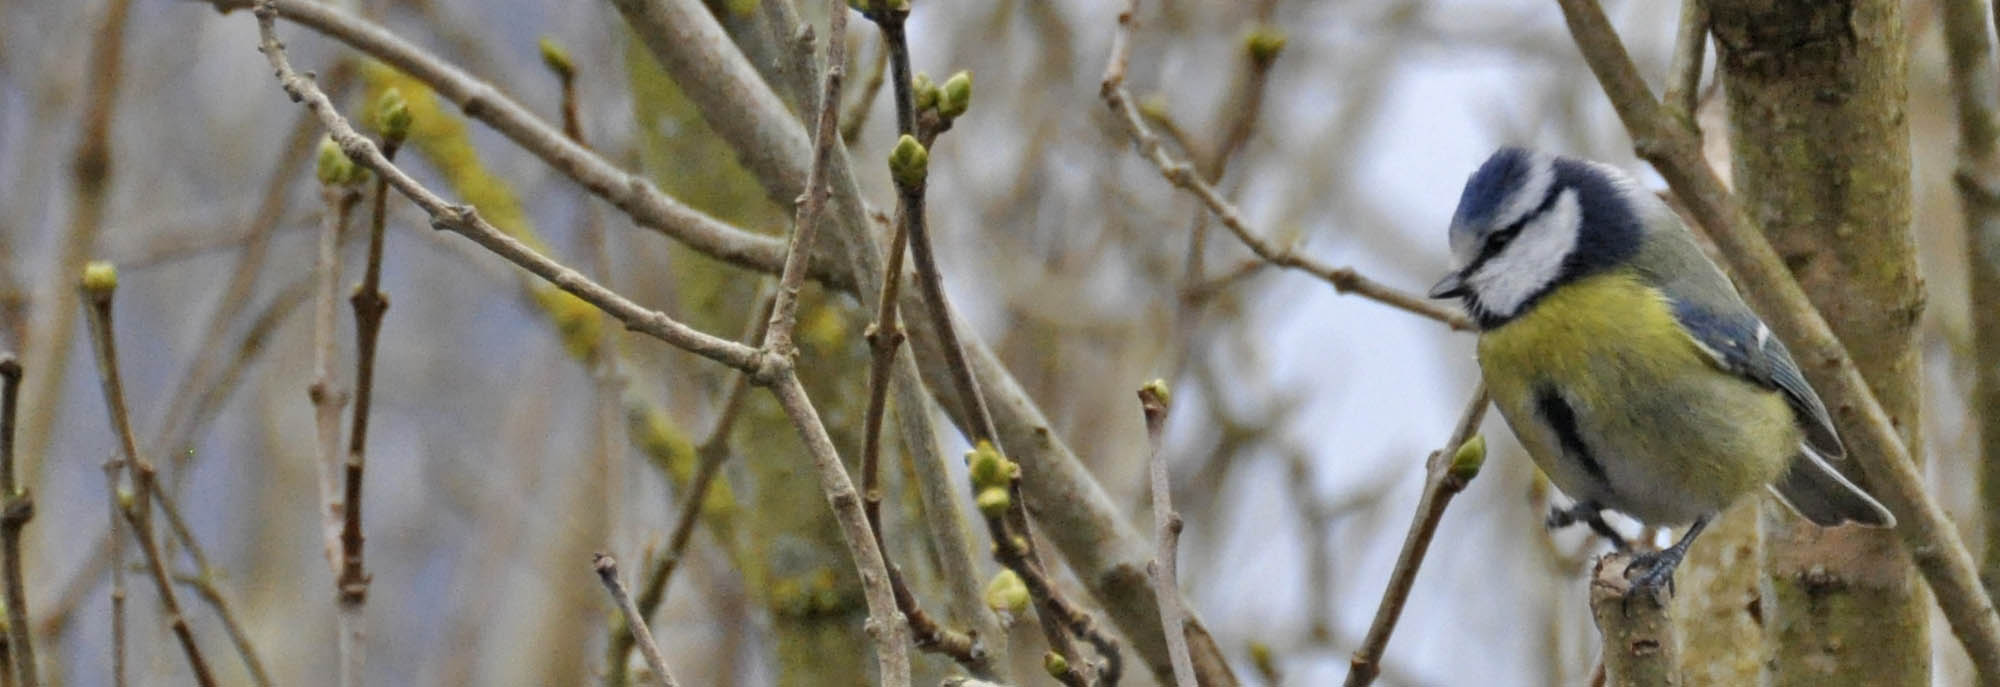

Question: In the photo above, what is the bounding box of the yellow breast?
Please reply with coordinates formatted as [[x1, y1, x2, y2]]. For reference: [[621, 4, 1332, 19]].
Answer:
[[1475, 271, 1796, 523]]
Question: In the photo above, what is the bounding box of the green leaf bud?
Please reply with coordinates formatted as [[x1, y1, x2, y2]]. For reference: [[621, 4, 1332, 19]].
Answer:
[[911, 71, 939, 112], [374, 88, 413, 145], [966, 440, 1014, 488], [983, 569, 1029, 615], [938, 70, 972, 119], [1448, 434, 1487, 483], [975, 486, 1011, 517], [1043, 651, 1070, 677], [1245, 26, 1287, 65], [538, 37, 575, 80], [888, 134, 929, 188], [1139, 378, 1171, 409], [316, 136, 350, 186], [81, 261, 118, 294]]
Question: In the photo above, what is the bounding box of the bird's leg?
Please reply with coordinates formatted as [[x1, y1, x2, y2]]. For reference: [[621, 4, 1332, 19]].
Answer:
[[1624, 515, 1711, 597], [1546, 500, 1631, 551]]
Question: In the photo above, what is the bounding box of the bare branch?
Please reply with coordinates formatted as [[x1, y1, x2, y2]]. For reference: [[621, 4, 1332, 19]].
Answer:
[[766, 373, 913, 687], [81, 268, 218, 687], [1941, 0, 2000, 605], [1099, 0, 1471, 332], [0, 355, 33, 687], [594, 555, 681, 687], [1661, 0, 1707, 124], [1138, 382, 1196, 687], [1344, 386, 1489, 687], [247, 5, 763, 375], [206, 0, 836, 289]]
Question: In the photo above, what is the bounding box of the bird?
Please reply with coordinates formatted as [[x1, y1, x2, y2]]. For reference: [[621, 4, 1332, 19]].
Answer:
[[1426, 147, 1895, 592]]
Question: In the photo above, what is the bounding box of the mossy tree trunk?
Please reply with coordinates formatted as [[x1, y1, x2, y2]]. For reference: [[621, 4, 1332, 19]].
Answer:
[[1709, 0, 1930, 684]]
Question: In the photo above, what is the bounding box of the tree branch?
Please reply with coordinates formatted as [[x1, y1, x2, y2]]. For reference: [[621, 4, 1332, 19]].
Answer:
[[205, 0, 841, 290], [1941, 0, 2000, 605], [594, 554, 681, 687], [81, 266, 217, 687], [1344, 386, 1488, 687], [0, 355, 33, 687], [1099, 0, 1471, 332], [1138, 382, 1196, 687], [1588, 552, 1681, 687]]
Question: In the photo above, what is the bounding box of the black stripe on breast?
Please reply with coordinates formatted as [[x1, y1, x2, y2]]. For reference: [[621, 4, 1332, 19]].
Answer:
[[1535, 389, 1612, 491]]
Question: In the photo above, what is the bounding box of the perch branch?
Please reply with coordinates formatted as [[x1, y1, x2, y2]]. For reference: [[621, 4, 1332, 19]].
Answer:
[[1588, 553, 1680, 686]]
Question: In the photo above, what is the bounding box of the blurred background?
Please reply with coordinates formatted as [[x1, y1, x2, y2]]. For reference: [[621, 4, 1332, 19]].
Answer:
[[0, 0, 1985, 684]]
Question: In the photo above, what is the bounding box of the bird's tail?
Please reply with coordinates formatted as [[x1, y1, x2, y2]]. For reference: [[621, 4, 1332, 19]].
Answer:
[[1766, 445, 1897, 528]]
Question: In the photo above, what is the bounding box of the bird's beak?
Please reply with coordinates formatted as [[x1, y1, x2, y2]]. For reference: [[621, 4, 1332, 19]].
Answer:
[[1428, 271, 1467, 299]]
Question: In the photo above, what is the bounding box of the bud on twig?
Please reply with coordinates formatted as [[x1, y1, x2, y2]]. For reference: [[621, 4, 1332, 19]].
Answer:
[[911, 71, 939, 112], [938, 70, 973, 119], [1043, 651, 1070, 677], [374, 88, 413, 146], [888, 134, 929, 188], [965, 440, 1016, 489], [1245, 26, 1287, 66], [538, 37, 575, 80], [975, 487, 1011, 517], [81, 261, 118, 295], [1448, 434, 1487, 484], [983, 569, 1029, 615], [315, 136, 368, 187]]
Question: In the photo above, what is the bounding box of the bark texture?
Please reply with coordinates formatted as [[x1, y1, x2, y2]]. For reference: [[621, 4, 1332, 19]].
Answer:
[[1673, 499, 1764, 686], [1709, 0, 1929, 684]]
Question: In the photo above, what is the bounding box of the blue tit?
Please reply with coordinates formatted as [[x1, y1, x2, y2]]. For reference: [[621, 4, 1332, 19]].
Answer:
[[1427, 147, 1895, 591]]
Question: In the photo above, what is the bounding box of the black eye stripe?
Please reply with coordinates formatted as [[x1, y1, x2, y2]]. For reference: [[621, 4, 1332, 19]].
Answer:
[[1462, 182, 1567, 275]]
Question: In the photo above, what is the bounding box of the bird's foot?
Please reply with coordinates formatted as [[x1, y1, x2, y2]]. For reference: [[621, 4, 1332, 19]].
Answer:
[[1621, 548, 1684, 599]]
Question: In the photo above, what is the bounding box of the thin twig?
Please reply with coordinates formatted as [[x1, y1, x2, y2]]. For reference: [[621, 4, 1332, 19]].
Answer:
[[1138, 382, 1196, 687], [1554, 0, 2000, 679], [752, 4, 912, 683], [105, 464, 124, 687], [158, 68, 351, 477], [1941, 0, 2000, 605], [867, 4, 1112, 679], [210, 0, 839, 290], [307, 180, 361, 687], [247, 4, 766, 375], [855, 3, 990, 674], [841, 37, 890, 143], [0, 356, 32, 687], [336, 110, 404, 687], [81, 270, 219, 687], [763, 0, 850, 356], [1343, 386, 1488, 687], [1097, 0, 1469, 332], [766, 373, 913, 687], [611, 295, 770, 687], [1660, 0, 1706, 125], [594, 554, 680, 687]]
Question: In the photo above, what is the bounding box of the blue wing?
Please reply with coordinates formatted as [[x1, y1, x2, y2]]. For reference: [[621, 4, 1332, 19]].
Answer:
[[1671, 299, 1845, 459]]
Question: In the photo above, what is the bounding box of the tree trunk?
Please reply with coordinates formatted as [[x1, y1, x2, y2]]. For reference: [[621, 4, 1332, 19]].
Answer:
[[1709, 1, 1930, 684]]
